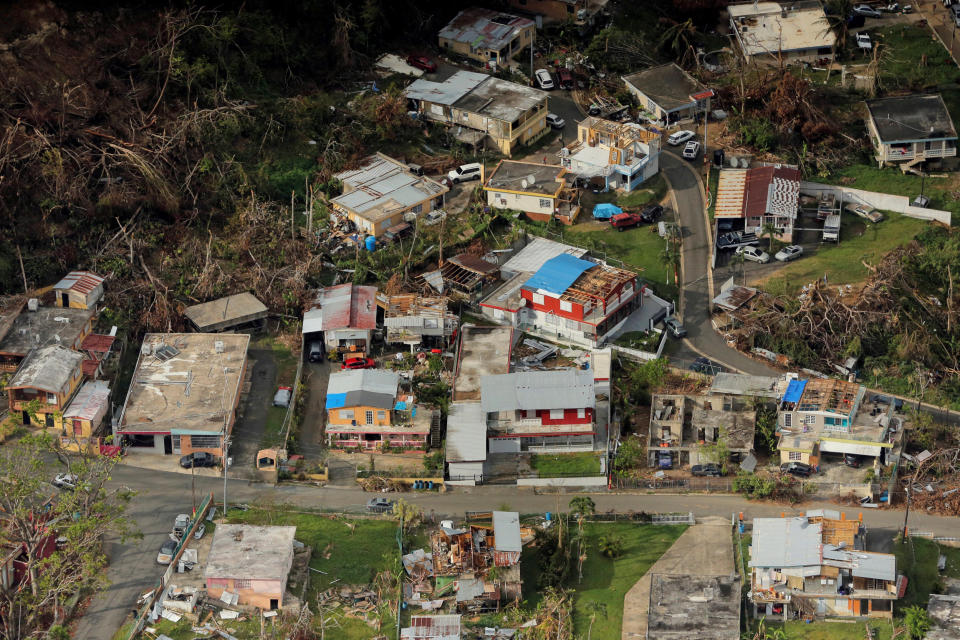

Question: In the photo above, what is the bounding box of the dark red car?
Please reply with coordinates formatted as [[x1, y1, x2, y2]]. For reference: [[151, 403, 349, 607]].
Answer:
[[610, 212, 644, 231], [406, 55, 437, 73], [341, 357, 376, 370]]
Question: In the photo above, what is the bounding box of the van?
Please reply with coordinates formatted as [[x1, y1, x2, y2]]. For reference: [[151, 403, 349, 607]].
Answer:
[[557, 67, 573, 90], [382, 222, 412, 243], [447, 163, 482, 184], [308, 341, 322, 363], [823, 214, 841, 242]]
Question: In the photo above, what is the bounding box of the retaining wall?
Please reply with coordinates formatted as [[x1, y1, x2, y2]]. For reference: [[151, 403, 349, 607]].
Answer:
[[800, 181, 952, 226]]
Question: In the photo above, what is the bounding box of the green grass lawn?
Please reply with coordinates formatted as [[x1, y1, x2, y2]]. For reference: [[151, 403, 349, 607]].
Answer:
[[823, 163, 960, 223], [613, 330, 661, 352], [876, 25, 960, 93], [759, 212, 929, 292], [261, 405, 288, 449], [893, 537, 960, 610], [530, 452, 602, 477], [252, 335, 298, 385], [759, 620, 894, 640]]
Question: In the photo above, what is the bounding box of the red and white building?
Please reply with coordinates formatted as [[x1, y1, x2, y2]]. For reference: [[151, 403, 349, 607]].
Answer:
[[480, 368, 596, 453], [714, 164, 801, 242]]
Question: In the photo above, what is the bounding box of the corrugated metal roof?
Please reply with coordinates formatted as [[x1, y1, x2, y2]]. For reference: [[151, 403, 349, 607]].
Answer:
[[744, 166, 800, 219], [63, 380, 110, 421], [715, 169, 747, 219], [326, 369, 400, 410], [405, 71, 487, 105], [455, 577, 485, 601], [304, 284, 378, 332], [481, 369, 595, 413], [500, 237, 589, 276], [711, 285, 757, 311], [492, 511, 521, 552], [749, 517, 822, 568], [333, 155, 447, 221], [446, 402, 487, 463], [401, 614, 462, 640], [80, 333, 116, 353], [438, 8, 534, 52], [53, 270, 104, 295], [7, 345, 83, 392], [823, 547, 896, 581], [448, 254, 498, 275], [522, 254, 596, 296]]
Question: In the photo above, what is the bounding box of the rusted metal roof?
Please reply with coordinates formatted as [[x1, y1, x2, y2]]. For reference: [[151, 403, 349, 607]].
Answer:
[[744, 166, 801, 219], [304, 284, 378, 333], [53, 271, 104, 296], [438, 7, 534, 52], [81, 333, 116, 354], [63, 380, 110, 421], [82, 359, 99, 377], [448, 254, 498, 275], [711, 285, 758, 311]]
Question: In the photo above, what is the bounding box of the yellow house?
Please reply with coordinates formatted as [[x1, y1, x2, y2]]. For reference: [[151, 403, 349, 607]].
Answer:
[[60, 380, 110, 451], [438, 8, 535, 68], [484, 160, 581, 225], [6, 345, 84, 429], [52, 271, 105, 310], [406, 71, 549, 157], [332, 154, 449, 237]]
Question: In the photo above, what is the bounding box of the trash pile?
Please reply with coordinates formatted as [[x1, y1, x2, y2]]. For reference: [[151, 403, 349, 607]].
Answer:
[[317, 585, 380, 616], [909, 483, 960, 516], [357, 476, 408, 492]]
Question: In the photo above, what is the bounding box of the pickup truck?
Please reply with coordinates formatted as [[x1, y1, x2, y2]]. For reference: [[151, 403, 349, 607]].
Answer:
[[716, 231, 759, 250], [855, 33, 872, 50], [610, 211, 644, 231]]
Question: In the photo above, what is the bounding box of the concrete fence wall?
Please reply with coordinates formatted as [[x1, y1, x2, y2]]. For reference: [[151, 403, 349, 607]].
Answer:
[[800, 181, 952, 226], [516, 476, 608, 487]]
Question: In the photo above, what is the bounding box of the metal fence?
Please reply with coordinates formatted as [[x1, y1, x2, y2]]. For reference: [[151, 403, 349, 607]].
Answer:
[[612, 477, 734, 492]]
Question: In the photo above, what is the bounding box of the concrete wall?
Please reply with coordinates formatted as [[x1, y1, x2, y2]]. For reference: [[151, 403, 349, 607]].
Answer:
[[517, 476, 607, 487], [800, 181, 952, 225], [487, 189, 555, 216]]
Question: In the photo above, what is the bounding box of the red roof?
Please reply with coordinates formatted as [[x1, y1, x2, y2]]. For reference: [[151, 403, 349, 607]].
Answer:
[[743, 166, 801, 218], [82, 359, 99, 377], [81, 334, 116, 354], [307, 284, 377, 331], [53, 271, 104, 296]]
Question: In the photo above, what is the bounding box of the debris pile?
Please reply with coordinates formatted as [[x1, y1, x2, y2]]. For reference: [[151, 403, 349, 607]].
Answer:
[[357, 476, 408, 492], [908, 483, 960, 516]]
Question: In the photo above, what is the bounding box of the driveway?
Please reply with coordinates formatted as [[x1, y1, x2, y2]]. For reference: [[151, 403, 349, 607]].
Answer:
[[298, 360, 330, 458], [230, 348, 276, 472]]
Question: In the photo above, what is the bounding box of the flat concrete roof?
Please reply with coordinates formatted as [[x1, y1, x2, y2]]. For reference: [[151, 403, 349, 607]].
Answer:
[[0, 306, 93, 356], [485, 160, 565, 197], [453, 325, 513, 402], [623, 63, 711, 112], [184, 292, 268, 332], [728, 1, 835, 56], [646, 574, 740, 640], [866, 94, 958, 143], [204, 524, 296, 582], [119, 333, 249, 435]]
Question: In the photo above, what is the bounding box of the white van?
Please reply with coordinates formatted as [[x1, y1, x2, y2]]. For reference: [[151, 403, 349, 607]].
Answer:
[[448, 163, 482, 184], [823, 214, 841, 242]]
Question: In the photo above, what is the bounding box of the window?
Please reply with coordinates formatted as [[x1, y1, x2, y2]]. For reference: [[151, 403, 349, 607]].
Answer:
[[47, 393, 57, 405], [377, 411, 386, 421], [824, 417, 836, 426], [339, 409, 355, 421], [532, 293, 544, 305], [789, 451, 802, 461], [366, 410, 374, 425], [803, 415, 816, 425], [783, 414, 792, 427], [550, 409, 564, 420], [234, 579, 251, 590], [539, 199, 551, 208], [171, 435, 181, 451], [412, 203, 423, 214], [577, 409, 586, 419], [560, 300, 573, 312], [190, 435, 221, 448]]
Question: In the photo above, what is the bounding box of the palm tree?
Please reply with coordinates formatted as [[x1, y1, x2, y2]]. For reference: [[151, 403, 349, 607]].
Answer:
[[760, 221, 779, 254], [568, 496, 596, 517], [822, 0, 855, 83], [903, 605, 932, 639], [659, 19, 700, 69], [586, 601, 607, 640]]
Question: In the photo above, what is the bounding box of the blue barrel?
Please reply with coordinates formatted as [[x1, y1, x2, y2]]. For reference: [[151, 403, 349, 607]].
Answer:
[[364, 235, 376, 252], [414, 480, 421, 489], [545, 512, 552, 522], [427, 481, 434, 490], [738, 523, 745, 534]]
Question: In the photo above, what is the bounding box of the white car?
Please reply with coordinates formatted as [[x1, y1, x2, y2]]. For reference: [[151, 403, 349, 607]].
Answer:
[[853, 4, 883, 17], [845, 203, 884, 223], [667, 130, 695, 146], [682, 140, 700, 159], [735, 245, 771, 264], [52, 473, 79, 490], [534, 69, 554, 90], [775, 245, 804, 262], [855, 33, 872, 50], [546, 113, 565, 129]]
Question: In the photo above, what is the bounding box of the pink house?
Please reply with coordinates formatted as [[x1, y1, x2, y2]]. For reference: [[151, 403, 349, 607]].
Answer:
[[204, 524, 296, 610]]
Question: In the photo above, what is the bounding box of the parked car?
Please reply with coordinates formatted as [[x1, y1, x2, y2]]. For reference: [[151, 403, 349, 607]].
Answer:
[[691, 463, 723, 477], [855, 33, 873, 50], [273, 386, 292, 407], [682, 140, 700, 160], [780, 462, 813, 478], [406, 55, 437, 73], [366, 497, 395, 513], [664, 317, 687, 338], [640, 204, 664, 223], [545, 113, 565, 129], [447, 162, 482, 184], [689, 356, 722, 374], [610, 211, 644, 231], [775, 245, 804, 262], [382, 222, 412, 243], [424, 209, 447, 225], [717, 231, 759, 249], [556, 67, 574, 89], [341, 357, 376, 370], [52, 473, 79, 490], [845, 203, 884, 223], [667, 130, 695, 146], [534, 68, 554, 90], [157, 538, 177, 565], [844, 454, 864, 468], [172, 513, 191, 539], [853, 4, 883, 17], [735, 245, 771, 264], [308, 341, 323, 362], [180, 452, 216, 469]]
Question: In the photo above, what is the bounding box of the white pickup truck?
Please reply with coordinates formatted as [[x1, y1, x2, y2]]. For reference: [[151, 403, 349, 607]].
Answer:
[[855, 33, 873, 50]]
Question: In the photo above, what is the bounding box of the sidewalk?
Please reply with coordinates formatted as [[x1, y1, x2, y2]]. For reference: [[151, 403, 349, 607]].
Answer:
[[918, 1, 960, 67]]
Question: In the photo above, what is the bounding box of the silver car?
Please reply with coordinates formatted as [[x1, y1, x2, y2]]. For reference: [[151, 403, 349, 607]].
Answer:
[[775, 245, 803, 262], [735, 245, 771, 263], [845, 203, 884, 223]]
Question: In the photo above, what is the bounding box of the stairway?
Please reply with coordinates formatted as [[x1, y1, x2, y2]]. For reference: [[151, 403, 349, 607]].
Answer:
[[899, 156, 924, 176]]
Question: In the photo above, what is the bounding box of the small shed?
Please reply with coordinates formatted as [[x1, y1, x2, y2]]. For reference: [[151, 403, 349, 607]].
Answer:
[[184, 293, 268, 332], [53, 271, 105, 310], [62, 380, 110, 446]]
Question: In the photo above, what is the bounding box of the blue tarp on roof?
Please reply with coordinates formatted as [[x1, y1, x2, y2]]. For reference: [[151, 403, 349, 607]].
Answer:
[[325, 392, 347, 410], [782, 379, 807, 404], [523, 254, 596, 296], [592, 203, 622, 219]]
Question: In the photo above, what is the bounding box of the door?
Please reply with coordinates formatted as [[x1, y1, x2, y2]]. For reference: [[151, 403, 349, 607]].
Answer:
[[269, 598, 278, 610], [45, 413, 54, 428], [61, 293, 70, 307], [22, 411, 30, 425], [163, 435, 173, 455]]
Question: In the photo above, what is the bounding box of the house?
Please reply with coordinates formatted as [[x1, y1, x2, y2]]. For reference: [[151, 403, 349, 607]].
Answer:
[[324, 369, 434, 450], [452, 325, 514, 403], [438, 8, 535, 68], [709, 372, 781, 400], [204, 524, 296, 610], [504, 0, 586, 23], [302, 284, 377, 360], [648, 392, 756, 469], [6, 345, 84, 428], [184, 292, 268, 333], [622, 63, 713, 125], [421, 254, 501, 302], [927, 594, 960, 640], [332, 154, 448, 237], [406, 71, 549, 156], [483, 160, 581, 225], [749, 511, 899, 619], [376, 293, 458, 349], [559, 116, 660, 192], [714, 165, 801, 242], [52, 270, 105, 310], [865, 94, 958, 170], [481, 251, 641, 348], [481, 369, 596, 453], [446, 402, 487, 484], [60, 380, 110, 451], [114, 333, 250, 458], [776, 378, 897, 466], [430, 512, 523, 612], [0, 305, 95, 373], [401, 614, 462, 640], [646, 574, 740, 640], [728, 2, 836, 64]]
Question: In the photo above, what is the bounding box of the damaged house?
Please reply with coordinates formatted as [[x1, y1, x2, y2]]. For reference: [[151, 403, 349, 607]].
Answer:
[[559, 116, 660, 193], [302, 284, 378, 360], [376, 293, 459, 350], [648, 392, 756, 469]]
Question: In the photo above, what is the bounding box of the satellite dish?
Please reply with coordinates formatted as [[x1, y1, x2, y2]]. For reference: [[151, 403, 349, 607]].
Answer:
[[521, 179, 528, 189], [528, 174, 536, 185]]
